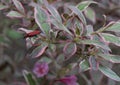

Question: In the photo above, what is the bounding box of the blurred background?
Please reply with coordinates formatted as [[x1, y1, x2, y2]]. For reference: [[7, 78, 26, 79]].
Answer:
[[0, 0, 120, 85]]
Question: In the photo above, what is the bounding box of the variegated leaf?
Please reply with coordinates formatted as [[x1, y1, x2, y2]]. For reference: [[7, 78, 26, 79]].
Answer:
[[12, 0, 25, 14]]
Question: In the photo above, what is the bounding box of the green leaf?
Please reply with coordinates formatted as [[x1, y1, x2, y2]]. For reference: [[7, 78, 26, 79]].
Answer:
[[6, 29, 23, 39], [12, 0, 25, 14], [89, 56, 99, 70], [101, 33, 120, 46], [35, 6, 47, 23], [62, 13, 70, 21], [50, 18, 72, 35], [90, 70, 103, 85], [104, 22, 120, 32], [46, 5, 62, 23], [34, 6, 51, 36], [0, 4, 8, 10], [0, 35, 5, 43], [48, 44, 56, 52], [7, 11, 24, 18], [74, 18, 83, 35], [40, 57, 52, 64], [23, 70, 37, 85], [41, 23, 51, 36], [79, 40, 111, 51], [31, 42, 48, 58], [84, 7, 96, 23], [63, 42, 77, 57], [79, 59, 90, 72], [56, 54, 65, 64], [86, 25, 93, 36], [77, 1, 97, 11], [98, 53, 120, 63], [37, 0, 44, 5], [68, 6, 86, 25], [99, 65, 120, 81]]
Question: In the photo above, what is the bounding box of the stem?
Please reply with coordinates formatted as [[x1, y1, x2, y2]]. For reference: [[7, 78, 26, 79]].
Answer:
[[42, 76, 47, 85]]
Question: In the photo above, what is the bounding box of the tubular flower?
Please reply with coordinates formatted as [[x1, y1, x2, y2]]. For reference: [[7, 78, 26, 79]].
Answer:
[[58, 75, 77, 85], [33, 62, 49, 77]]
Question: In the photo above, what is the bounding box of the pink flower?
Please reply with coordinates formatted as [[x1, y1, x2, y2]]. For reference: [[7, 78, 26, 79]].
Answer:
[[58, 75, 77, 85], [33, 62, 49, 77]]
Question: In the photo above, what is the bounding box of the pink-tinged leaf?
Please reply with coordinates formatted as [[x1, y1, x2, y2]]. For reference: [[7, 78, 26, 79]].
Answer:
[[98, 53, 120, 63], [90, 70, 103, 85], [34, 6, 48, 23], [34, 6, 51, 36], [105, 22, 120, 32], [49, 18, 72, 35], [56, 54, 65, 64], [99, 65, 120, 81], [7, 11, 24, 18], [92, 34, 109, 47], [94, 34, 111, 50], [0, 4, 8, 10], [79, 59, 90, 72], [45, 4, 62, 23], [63, 42, 77, 58], [25, 38, 33, 49], [37, 0, 44, 5], [67, 5, 86, 25], [35, 46, 47, 58], [101, 33, 120, 46], [40, 57, 52, 64], [97, 21, 120, 33], [18, 28, 33, 33], [23, 70, 37, 85], [12, 0, 25, 14], [84, 7, 96, 24], [79, 40, 111, 51], [77, 1, 97, 11], [89, 56, 99, 70], [31, 43, 48, 58], [74, 18, 84, 35], [86, 25, 93, 36]]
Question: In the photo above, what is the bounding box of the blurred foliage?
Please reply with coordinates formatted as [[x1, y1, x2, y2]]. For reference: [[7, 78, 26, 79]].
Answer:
[[0, 0, 120, 85]]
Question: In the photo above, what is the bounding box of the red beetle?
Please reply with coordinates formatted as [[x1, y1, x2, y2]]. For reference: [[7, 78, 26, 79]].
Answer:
[[24, 30, 41, 38]]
